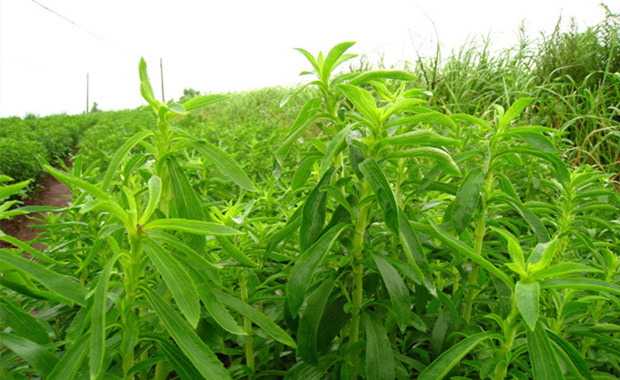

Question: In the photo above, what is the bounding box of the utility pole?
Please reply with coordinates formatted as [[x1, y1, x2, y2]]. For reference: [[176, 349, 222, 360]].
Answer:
[[86, 72, 89, 113], [160, 58, 165, 103]]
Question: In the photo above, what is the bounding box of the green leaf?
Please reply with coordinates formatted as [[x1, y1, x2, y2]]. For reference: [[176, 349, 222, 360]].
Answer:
[[102, 130, 153, 191], [492, 227, 525, 270], [322, 41, 356, 82], [390, 147, 461, 177], [0, 250, 87, 306], [0, 298, 50, 345], [516, 280, 540, 331], [215, 236, 258, 267], [527, 324, 565, 380], [287, 222, 350, 316], [348, 69, 417, 86], [275, 97, 322, 165], [187, 140, 256, 192], [168, 156, 208, 251], [384, 112, 457, 130], [530, 263, 603, 281], [398, 211, 436, 295], [382, 130, 458, 147], [498, 97, 535, 131], [451, 167, 484, 233], [143, 238, 201, 328], [182, 94, 228, 111], [364, 312, 395, 380], [540, 278, 620, 296], [418, 331, 497, 380], [145, 289, 232, 380], [0, 332, 58, 376], [339, 84, 381, 127], [546, 329, 594, 380], [359, 157, 398, 233], [139, 175, 161, 225], [319, 125, 351, 176], [373, 254, 411, 332], [45, 164, 111, 201], [429, 223, 514, 291], [212, 289, 296, 348], [157, 339, 204, 380], [298, 277, 335, 365], [527, 239, 559, 273], [0, 180, 30, 200], [300, 168, 334, 251], [90, 254, 120, 380], [139, 57, 159, 108], [143, 218, 240, 235], [48, 333, 90, 380]]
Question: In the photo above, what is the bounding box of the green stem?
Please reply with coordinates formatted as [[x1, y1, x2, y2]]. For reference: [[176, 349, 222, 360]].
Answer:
[[493, 298, 520, 380], [348, 181, 372, 377], [240, 272, 255, 371], [121, 235, 143, 380]]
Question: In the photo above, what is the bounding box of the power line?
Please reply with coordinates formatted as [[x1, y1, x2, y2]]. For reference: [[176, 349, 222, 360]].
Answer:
[[30, 0, 105, 42]]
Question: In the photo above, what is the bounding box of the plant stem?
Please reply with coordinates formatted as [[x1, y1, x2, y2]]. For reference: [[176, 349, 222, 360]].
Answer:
[[493, 298, 520, 380], [240, 272, 255, 371], [348, 180, 372, 376]]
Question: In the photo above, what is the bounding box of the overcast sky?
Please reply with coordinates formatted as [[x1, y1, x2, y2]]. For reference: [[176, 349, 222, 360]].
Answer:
[[0, 0, 610, 117]]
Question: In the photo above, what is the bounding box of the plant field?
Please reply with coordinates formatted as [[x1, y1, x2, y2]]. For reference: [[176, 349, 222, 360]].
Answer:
[[1, 13, 620, 380]]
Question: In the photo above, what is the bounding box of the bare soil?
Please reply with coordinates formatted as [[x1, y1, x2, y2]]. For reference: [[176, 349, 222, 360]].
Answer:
[[0, 169, 73, 250]]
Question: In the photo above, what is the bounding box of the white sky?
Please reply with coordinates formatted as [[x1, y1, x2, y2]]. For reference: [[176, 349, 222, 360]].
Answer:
[[0, 0, 610, 117]]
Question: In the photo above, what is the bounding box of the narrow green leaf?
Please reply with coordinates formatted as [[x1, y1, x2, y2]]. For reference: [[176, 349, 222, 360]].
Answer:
[[0, 332, 58, 376], [398, 211, 436, 295], [145, 289, 232, 380], [138, 175, 161, 225], [546, 329, 595, 380], [298, 277, 335, 365], [0, 298, 50, 344], [516, 280, 540, 331], [139, 57, 158, 107], [215, 236, 258, 267], [322, 41, 356, 82], [319, 125, 351, 176], [157, 339, 204, 380], [530, 263, 602, 281], [102, 130, 153, 191], [527, 324, 565, 380], [348, 69, 417, 86], [359, 157, 398, 233], [492, 227, 525, 269], [213, 289, 297, 348], [429, 223, 514, 290], [144, 238, 201, 328], [300, 168, 334, 251], [540, 278, 620, 296], [390, 147, 461, 177], [418, 331, 497, 380], [275, 97, 322, 165], [451, 167, 484, 233], [90, 254, 121, 380], [339, 84, 381, 127], [187, 140, 256, 191], [0, 250, 87, 306], [364, 312, 395, 380], [144, 218, 240, 235], [182, 94, 228, 111], [45, 164, 110, 201], [384, 112, 457, 130], [0, 180, 30, 200], [287, 222, 350, 316], [48, 333, 90, 380], [373, 254, 411, 332], [382, 130, 458, 147], [498, 98, 535, 130]]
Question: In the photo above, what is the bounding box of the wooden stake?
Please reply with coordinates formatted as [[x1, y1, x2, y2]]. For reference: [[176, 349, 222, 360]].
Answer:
[[160, 58, 165, 103]]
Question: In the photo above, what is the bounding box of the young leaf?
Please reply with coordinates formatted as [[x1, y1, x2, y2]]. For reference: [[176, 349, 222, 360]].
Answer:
[[300, 168, 334, 251], [451, 167, 484, 233], [339, 84, 381, 128], [322, 41, 357, 82], [287, 222, 350, 316], [418, 331, 497, 380], [390, 147, 461, 177], [516, 280, 540, 331], [143, 218, 240, 236], [527, 325, 566, 380], [364, 312, 395, 380], [498, 97, 535, 131], [182, 94, 228, 111], [319, 125, 351, 176], [492, 227, 525, 269], [275, 97, 322, 165], [139, 175, 162, 225], [145, 289, 232, 380], [359, 157, 398, 234], [298, 277, 336, 365], [102, 130, 153, 191], [373, 254, 411, 332], [144, 238, 201, 328]]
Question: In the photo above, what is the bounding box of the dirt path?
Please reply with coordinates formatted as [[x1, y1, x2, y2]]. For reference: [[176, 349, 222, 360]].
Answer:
[[0, 168, 73, 250]]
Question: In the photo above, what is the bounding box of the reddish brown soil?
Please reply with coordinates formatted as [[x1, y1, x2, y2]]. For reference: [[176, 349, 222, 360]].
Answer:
[[0, 170, 73, 250]]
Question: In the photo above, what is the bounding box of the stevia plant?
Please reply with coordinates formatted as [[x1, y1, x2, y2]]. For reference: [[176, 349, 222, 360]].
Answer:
[[0, 58, 295, 380]]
